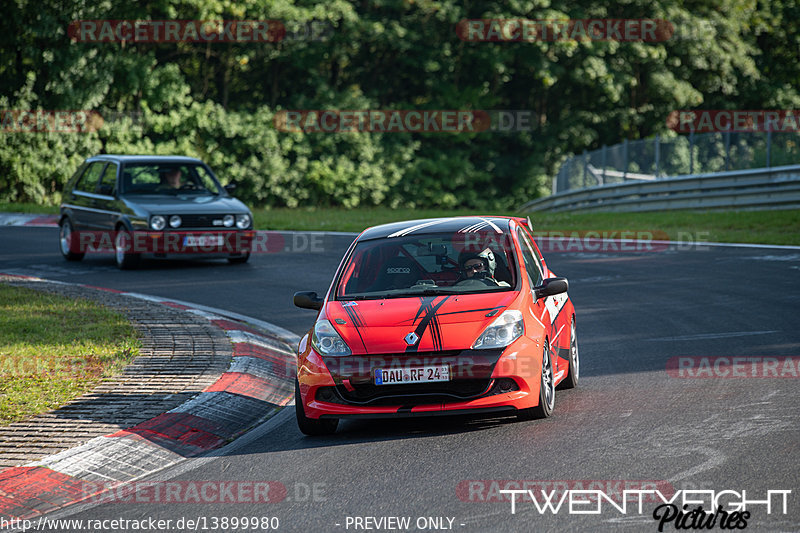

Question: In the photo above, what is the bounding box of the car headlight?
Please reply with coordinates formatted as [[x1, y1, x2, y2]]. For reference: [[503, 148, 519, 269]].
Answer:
[[235, 214, 251, 229], [312, 320, 351, 356], [222, 214, 235, 227], [169, 215, 182, 228], [472, 310, 524, 349], [150, 215, 166, 231]]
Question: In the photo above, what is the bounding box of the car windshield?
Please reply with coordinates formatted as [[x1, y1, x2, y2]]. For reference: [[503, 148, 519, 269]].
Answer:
[[335, 230, 518, 299], [120, 163, 222, 195]]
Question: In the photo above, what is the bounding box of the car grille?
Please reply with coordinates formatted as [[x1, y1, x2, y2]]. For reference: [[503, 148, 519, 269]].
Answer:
[[317, 379, 495, 406], [317, 349, 508, 406], [176, 214, 227, 229]]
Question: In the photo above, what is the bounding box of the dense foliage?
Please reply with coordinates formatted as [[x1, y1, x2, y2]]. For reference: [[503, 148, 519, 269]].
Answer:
[[1, 1, 798, 208]]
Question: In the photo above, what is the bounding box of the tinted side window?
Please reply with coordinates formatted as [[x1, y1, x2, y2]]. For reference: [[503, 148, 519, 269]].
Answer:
[[97, 162, 118, 194], [516, 228, 544, 287], [74, 162, 106, 193], [66, 162, 88, 190]]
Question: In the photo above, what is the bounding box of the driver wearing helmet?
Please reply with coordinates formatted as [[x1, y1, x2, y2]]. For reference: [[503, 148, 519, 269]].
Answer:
[[456, 247, 510, 287]]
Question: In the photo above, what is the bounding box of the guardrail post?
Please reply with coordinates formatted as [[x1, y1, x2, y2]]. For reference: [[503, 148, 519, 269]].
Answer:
[[582, 150, 589, 187], [623, 139, 629, 181], [600, 144, 607, 185], [725, 131, 731, 171], [766, 130, 772, 168], [654, 134, 660, 177]]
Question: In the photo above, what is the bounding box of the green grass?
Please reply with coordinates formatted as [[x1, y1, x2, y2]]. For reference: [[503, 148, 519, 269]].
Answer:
[[526, 210, 800, 246], [252, 207, 800, 245], [0, 284, 140, 426], [251, 207, 480, 232], [0, 202, 60, 214], [3, 202, 799, 245]]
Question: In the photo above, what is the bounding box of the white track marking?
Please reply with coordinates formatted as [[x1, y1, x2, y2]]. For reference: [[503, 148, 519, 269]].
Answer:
[[645, 330, 778, 341]]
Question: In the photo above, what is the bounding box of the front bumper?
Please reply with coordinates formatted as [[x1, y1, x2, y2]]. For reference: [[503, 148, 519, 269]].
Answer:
[[297, 336, 543, 419], [132, 230, 254, 255]]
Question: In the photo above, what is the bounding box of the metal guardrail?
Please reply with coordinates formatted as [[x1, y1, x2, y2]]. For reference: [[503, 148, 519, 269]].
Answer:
[[553, 132, 800, 194], [521, 165, 800, 213]]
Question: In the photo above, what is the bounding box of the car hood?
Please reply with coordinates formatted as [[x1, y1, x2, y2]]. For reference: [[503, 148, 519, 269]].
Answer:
[[122, 195, 249, 214], [325, 292, 518, 354]]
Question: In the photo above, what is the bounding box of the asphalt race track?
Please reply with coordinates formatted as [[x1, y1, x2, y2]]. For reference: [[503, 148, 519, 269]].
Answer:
[[1, 226, 798, 532]]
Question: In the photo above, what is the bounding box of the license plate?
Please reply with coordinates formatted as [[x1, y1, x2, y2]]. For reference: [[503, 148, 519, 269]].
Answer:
[[374, 364, 450, 385], [183, 235, 224, 247]]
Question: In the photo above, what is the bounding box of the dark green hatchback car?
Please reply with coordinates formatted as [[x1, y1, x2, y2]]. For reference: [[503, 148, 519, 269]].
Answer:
[[59, 155, 254, 269]]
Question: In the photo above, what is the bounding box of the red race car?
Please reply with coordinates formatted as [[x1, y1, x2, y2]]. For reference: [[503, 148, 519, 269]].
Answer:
[[293, 216, 578, 435]]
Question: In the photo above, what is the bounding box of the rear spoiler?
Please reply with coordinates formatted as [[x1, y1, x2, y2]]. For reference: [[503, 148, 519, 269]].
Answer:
[[513, 216, 533, 229]]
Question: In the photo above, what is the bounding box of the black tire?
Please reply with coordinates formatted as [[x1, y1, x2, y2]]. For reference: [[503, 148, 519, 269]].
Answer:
[[558, 318, 579, 390], [59, 219, 85, 261], [518, 339, 556, 420], [114, 226, 141, 270], [295, 379, 338, 436], [228, 252, 250, 264]]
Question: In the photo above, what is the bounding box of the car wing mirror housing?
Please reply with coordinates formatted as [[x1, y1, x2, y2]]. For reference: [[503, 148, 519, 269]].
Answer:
[[294, 291, 323, 311], [534, 277, 569, 299], [224, 182, 238, 195]]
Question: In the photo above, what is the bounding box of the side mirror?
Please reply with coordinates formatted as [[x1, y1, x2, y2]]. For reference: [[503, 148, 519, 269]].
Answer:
[[224, 183, 238, 195], [534, 277, 569, 299], [294, 291, 323, 311]]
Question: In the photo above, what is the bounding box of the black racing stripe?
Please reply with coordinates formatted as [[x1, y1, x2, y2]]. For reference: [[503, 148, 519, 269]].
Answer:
[[431, 309, 443, 351], [350, 304, 365, 327], [405, 296, 451, 353], [405, 298, 432, 352], [342, 305, 368, 352]]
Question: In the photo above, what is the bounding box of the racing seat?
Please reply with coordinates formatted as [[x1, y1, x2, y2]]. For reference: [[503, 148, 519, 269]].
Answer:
[[493, 255, 513, 285], [368, 256, 422, 291]]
